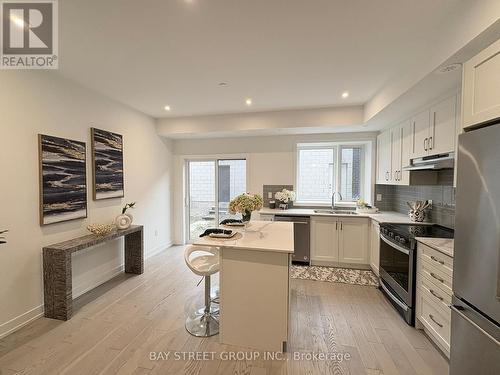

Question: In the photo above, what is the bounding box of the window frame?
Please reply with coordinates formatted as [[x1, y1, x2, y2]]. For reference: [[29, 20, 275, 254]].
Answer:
[[295, 142, 366, 207]]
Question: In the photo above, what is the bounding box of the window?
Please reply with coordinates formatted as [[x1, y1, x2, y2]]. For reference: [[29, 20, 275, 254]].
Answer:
[[296, 144, 365, 205]]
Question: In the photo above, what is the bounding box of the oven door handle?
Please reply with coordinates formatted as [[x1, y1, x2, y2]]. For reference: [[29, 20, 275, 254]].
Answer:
[[380, 280, 409, 311], [380, 234, 410, 255]]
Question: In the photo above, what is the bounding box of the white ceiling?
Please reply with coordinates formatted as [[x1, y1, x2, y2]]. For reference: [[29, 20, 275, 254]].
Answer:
[[57, 0, 497, 120]]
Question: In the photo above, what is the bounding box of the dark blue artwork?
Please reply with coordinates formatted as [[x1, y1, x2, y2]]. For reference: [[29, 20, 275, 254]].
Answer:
[[39, 135, 87, 225], [91, 128, 124, 200]]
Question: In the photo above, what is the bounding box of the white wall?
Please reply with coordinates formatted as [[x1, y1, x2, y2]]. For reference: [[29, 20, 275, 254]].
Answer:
[[172, 132, 377, 243], [0, 71, 173, 338]]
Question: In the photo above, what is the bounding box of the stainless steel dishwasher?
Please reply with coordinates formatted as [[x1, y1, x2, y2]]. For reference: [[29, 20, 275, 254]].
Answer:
[[274, 215, 310, 265]]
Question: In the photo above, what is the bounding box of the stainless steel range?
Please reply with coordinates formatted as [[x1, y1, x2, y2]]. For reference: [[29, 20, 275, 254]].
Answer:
[[379, 223, 454, 325]]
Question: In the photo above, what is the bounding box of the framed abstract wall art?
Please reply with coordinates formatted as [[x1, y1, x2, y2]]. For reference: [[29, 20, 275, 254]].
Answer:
[[38, 134, 88, 225], [91, 128, 124, 200]]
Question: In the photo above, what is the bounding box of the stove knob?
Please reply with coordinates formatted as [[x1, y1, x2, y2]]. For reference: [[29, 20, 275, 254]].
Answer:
[[390, 232, 394, 238], [399, 237, 406, 244], [395, 235, 400, 241]]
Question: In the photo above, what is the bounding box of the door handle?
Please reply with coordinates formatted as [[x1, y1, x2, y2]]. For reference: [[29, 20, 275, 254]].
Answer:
[[430, 272, 444, 283], [429, 314, 443, 328], [424, 138, 428, 151], [429, 136, 433, 150], [429, 289, 444, 301], [430, 255, 445, 265]]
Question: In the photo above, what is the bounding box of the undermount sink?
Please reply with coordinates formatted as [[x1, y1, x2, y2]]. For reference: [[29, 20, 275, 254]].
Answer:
[[314, 209, 358, 215]]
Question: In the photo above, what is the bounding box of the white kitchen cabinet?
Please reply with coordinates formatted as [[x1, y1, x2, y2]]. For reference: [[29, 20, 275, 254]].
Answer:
[[391, 126, 402, 183], [338, 218, 369, 265], [410, 109, 430, 159], [377, 121, 411, 186], [462, 38, 500, 129], [429, 96, 457, 155], [370, 221, 380, 276], [376, 129, 392, 184], [311, 216, 369, 267], [310, 217, 339, 263]]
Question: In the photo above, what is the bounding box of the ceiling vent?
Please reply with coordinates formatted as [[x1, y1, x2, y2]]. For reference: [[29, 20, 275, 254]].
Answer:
[[435, 63, 462, 74]]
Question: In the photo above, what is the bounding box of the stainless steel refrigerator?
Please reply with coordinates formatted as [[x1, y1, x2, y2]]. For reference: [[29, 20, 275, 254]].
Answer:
[[451, 122, 500, 374]]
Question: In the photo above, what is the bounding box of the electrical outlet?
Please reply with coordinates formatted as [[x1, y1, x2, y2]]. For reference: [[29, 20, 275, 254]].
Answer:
[[376, 194, 382, 202], [268, 192, 273, 199]]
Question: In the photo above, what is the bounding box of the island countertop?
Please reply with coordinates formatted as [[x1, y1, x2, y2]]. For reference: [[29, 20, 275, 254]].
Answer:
[[194, 220, 294, 254]]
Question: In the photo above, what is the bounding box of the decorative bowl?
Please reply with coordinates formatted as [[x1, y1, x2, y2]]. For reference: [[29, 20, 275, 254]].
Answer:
[[87, 224, 116, 236]]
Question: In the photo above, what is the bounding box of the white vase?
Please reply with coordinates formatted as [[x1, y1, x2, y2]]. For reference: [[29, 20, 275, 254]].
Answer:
[[115, 214, 132, 229]]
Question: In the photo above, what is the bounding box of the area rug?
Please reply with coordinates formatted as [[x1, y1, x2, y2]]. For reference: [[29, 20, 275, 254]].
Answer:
[[290, 265, 379, 287]]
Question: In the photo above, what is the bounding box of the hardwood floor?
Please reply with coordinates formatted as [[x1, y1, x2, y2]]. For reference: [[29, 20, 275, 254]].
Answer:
[[0, 246, 448, 375]]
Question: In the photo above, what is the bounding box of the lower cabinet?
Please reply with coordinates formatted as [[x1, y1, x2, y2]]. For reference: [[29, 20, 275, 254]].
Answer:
[[369, 221, 380, 276], [311, 216, 369, 267], [416, 242, 453, 358]]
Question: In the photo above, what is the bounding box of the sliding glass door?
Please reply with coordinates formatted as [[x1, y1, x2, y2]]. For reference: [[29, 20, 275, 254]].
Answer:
[[186, 159, 246, 241]]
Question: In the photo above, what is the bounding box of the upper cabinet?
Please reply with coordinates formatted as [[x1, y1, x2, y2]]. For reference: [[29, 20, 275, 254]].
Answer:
[[377, 120, 411, 185], [377, 93, 458, 186], [376, 129, 392, 184], [462, 38, 500, 129], [410, 95, 457, 159], [410, 110, 430, 159], [430, 96, 457, 155]]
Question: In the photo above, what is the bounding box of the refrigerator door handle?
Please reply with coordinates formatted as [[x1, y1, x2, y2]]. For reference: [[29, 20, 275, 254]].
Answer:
[[451, 305, 500, 345]]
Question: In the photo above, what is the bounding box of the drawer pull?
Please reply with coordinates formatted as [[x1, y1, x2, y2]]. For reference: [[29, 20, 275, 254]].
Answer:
[[429, 289, 444, 301], [430, 272, 444, 283], [430, 255, 445, 265], [429, 314, 443, 328]]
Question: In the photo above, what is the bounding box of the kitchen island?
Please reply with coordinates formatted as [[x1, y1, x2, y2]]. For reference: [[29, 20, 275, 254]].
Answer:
[[194, 220, 294, 352]]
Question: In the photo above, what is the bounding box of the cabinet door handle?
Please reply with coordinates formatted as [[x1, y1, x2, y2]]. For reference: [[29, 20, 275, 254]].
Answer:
[[340, 221, 343, 230], [424, 138, 428, 151], [430, 272, 445, 283], [429, 289, 444, 301], [429, 314, 443, 328], [336, 222, 338, 230], [429, 136, 433, 150], [430, 255, 445, 265], [385, 171, 389, 181]]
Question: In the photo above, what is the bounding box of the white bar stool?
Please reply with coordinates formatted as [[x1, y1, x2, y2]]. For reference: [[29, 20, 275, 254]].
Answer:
[[184, 245, 220, 337]]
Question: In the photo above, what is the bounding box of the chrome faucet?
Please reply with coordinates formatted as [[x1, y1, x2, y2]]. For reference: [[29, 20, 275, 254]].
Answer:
[[332, 192, 343, 210]]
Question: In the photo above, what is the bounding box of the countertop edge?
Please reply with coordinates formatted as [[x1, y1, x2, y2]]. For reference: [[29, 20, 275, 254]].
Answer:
[[415, 237, 454, 258]]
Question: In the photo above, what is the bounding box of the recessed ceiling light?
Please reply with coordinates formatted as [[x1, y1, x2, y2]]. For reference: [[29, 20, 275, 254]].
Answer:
[[218, 82, 228, 87], [164, 105, 171, 111], [245, 98, 253, 106], [342, 91, 349, 99]]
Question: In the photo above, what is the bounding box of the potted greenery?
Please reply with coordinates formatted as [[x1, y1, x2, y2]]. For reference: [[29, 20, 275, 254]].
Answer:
[[228, 193, 263, 222], [0, 230, 8, 245]]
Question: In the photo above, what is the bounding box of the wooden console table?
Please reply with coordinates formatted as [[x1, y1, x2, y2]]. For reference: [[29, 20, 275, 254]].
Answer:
[[43, 225, 143, 321]]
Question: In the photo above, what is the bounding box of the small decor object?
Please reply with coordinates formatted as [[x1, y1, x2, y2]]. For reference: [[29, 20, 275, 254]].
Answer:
[[356, 199, 379, 214], [407, 201, 430, 222], [220, 219, 245, 227], [269, 200, 276, 209], [87, 224, 116, 236], [115, 202, 136, 230], [0, 230, 8, 245], [199, 228, 234, 237], [274, 189, 296, 210], [228, 193, 263, 222], [38, 134, 87, 225], [91, 128, 124, 200]]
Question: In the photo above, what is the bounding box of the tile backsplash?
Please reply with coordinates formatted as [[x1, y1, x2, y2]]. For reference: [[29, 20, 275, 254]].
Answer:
[[263, 185, 294, 207], [375, 170, 455, 228]]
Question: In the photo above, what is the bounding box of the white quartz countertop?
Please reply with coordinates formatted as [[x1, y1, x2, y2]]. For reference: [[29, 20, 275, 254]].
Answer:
[[194, 220, 294, 254], [258, 208, 418, 224], [416, 237, 455, 257]]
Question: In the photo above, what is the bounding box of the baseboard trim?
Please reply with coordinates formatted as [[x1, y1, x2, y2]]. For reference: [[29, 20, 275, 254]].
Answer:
[[0, 241, 173, 340], [0, 305, 44, 340]]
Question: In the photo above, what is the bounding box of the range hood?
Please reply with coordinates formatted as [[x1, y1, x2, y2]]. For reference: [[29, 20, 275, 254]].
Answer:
[[403, 152, 455, 171]]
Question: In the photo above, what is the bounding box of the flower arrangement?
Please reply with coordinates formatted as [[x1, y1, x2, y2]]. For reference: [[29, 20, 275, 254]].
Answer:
[[275, 189, 296, 203], [228, 193, 263, 222], [0, 230, 7, 245], [356, 199, 368, 208]]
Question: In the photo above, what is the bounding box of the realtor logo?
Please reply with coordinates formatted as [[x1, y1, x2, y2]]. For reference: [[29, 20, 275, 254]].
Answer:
[[1, 0, 58, 69]]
